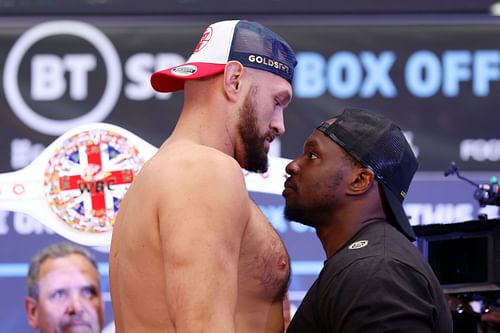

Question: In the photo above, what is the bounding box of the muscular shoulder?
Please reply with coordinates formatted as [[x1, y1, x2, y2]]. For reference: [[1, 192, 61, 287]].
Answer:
[[145, 141, 245, 189], [144, 142, 251, 222]]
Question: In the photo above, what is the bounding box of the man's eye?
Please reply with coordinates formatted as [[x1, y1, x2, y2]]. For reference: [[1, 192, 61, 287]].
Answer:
[[50, 290, 68, 300], [81, 286, 98, 299], [308, 152, 318, 160]]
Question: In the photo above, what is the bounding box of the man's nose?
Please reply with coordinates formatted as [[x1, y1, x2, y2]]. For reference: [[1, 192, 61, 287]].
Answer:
[[66, 294, 84, 314], [270, 108, 285, 137], [285, 159, 299, 175]]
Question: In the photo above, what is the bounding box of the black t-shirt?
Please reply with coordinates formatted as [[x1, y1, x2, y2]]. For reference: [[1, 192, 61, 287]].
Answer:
[[287, 221, 453, 333]]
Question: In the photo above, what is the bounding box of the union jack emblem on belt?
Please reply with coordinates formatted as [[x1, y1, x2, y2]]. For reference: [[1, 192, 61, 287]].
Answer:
[[43, 129, 143, 234]]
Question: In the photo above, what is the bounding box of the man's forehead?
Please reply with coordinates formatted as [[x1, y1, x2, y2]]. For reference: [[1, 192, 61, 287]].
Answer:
[[38, 255, 98, 286], [309, 129, 342, 150], [40, 266, 96, 284], [39, 254, 91, 271]]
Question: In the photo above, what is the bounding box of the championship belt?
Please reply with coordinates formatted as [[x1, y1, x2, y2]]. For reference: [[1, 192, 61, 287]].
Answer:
[[0, 122, 290, 246], [0, 123, 156, 246]]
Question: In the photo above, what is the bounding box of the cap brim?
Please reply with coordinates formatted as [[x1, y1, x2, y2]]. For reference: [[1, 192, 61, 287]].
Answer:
[[151, 63, 226, 93], [381, 183, 417, 242]]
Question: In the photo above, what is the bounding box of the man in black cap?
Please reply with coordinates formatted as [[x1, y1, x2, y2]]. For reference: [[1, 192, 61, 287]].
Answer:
[[283, 108, 453, 332]]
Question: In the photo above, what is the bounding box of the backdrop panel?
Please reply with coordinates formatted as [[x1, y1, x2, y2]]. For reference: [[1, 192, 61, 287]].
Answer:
[[0, 17, 499, 331]]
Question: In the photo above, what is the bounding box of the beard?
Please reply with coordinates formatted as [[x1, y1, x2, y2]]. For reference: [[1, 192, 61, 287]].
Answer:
[[284, 169, 345, 228], [237, 86, 270, 173], [284, 204, 312, 226]]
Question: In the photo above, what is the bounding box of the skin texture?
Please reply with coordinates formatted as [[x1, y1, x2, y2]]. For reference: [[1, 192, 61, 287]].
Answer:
[[109, 61, 293, 333], [283, 120, 385, 257], [24, 254, 104, 333]]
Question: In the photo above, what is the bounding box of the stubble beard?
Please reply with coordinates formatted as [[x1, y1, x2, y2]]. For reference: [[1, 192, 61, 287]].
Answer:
[[284, 204, 309, 225], [284, 169, 345, 228]]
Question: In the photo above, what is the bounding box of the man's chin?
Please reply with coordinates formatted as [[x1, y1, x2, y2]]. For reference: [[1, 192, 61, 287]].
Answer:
[[62, 322, 93, 333], [264, 141, 271, 154], [284, 207, 309, 226], [245, 165, 268, 173]]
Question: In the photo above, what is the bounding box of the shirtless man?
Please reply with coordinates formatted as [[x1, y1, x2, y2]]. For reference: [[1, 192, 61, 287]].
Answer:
[[109, 20, 297, 332]]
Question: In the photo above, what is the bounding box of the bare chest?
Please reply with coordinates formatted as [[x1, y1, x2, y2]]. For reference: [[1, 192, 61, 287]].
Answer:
[[238, 203, 290, 301]]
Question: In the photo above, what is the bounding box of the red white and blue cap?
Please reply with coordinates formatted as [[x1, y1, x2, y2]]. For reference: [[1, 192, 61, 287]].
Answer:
[[151, 20, 297, 93]]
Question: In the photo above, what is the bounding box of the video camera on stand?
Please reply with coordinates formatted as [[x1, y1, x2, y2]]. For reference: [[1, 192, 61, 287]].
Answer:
[[414, 162, 500, 332], [444, 161, 500, 208]]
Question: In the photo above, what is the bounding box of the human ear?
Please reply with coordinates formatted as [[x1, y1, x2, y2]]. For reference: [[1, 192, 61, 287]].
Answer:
[[223, 61, 244, 100], [348, 168, 375, 195], [24, 296, 39, 329]]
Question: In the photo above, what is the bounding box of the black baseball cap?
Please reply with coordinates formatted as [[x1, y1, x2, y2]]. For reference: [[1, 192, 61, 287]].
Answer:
[[316, 108, 418, 241]]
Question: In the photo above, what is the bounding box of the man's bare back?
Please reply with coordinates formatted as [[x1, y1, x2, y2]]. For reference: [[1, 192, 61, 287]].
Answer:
[[109, 142, 290, 332]]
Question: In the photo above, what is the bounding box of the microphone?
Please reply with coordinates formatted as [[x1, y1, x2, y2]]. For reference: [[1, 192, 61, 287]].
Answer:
[[443, 161, 479, 187], [444, 161, 458, 177]]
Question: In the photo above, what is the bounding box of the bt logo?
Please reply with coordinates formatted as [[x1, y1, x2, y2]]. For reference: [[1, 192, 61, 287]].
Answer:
[[4, 20, 122, 136], [3, 20, 185, 136]]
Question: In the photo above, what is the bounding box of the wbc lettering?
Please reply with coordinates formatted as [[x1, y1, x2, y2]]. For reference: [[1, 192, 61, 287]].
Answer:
[[76, 179, 116, 194]]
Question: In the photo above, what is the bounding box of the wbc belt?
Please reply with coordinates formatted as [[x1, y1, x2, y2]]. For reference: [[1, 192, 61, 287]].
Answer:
[[0, 123, 290, 246]]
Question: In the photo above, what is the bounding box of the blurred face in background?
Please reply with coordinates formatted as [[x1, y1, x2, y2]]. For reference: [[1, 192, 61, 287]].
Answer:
[[25, 254, 104, 333]]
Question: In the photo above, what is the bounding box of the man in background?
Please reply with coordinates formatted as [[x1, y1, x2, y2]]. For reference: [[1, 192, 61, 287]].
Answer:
[[24, 242, 104, 333]]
